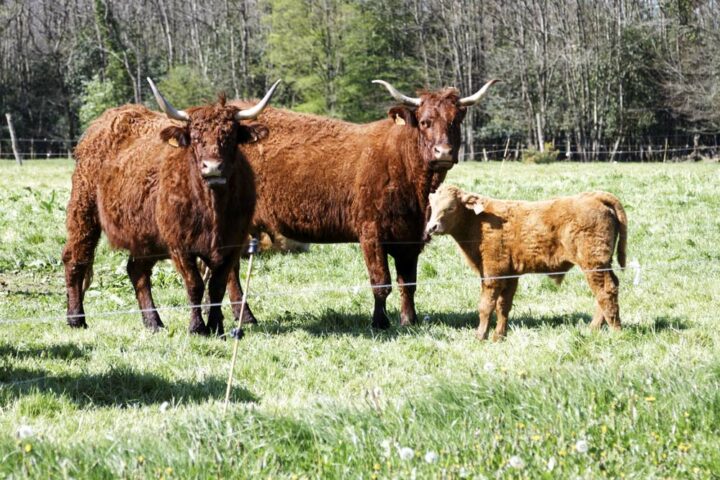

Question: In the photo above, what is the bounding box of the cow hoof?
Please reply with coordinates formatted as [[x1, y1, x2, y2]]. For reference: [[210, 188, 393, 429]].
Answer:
[[399, 312, 417, 327], [475, 331, 489, 341], [67, 319, 88, 329], [491, 332, 506, 342], [189, 324, 209, 336], [371, 317, 391, 330]]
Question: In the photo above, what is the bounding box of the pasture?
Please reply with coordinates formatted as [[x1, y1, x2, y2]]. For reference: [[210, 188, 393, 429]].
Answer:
[[1, 159, 719, 478]]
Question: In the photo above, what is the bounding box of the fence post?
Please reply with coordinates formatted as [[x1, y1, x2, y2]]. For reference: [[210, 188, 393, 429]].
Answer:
[[503, 137, 510, 160], [663, 138, 668, 163], [5, 113, 22, 165]]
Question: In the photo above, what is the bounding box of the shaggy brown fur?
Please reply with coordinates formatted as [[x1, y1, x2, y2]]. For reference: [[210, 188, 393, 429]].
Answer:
[[229, 88, 485, 328], [426, 184, 628, 340], [63, 99, 267, 335]]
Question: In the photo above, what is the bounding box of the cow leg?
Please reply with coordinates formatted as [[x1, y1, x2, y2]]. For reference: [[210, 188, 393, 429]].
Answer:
[[360, 236, 391, 329], [206, 255, 240, 337], [171, 253, 208, 335], [227, 262, 258, 325], [477, 282, 501, 340], [584, 268, 621, 330], [62, 189, 101, 329], [492, 278, 518, 342], [392, 249, 420, 326], [127, 257, 163, 331]]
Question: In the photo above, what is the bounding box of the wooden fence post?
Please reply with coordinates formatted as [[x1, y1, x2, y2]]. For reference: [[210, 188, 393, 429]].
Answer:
[[5, 113, 22, 165]]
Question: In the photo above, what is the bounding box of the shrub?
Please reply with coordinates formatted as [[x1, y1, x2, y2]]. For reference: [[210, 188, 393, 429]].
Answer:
[[522, 142, 560, 164]]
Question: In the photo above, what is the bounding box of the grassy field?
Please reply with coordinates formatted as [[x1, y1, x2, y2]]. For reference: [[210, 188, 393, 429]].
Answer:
[[1, 159, 719, 479]]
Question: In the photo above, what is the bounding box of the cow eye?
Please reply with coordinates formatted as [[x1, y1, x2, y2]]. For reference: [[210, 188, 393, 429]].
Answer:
[[420, 119, 432, 129]]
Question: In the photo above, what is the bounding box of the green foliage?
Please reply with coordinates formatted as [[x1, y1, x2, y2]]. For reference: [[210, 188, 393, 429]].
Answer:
[[152, 65, 216, 109], [78, 75, 125, 129], [522, 143, 561, 164]]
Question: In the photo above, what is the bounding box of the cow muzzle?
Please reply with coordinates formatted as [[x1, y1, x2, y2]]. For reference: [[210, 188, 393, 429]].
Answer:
[[425, 222, 442, 236], [430, 145, 454, 170], [201, 160, 227, 186]]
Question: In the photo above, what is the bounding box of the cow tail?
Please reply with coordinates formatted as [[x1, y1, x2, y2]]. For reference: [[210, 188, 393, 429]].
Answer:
[[598, 193, 627, 268]]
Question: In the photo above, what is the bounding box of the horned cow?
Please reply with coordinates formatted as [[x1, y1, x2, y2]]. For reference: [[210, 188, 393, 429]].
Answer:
[[426, 184, 628, 340], [228, 80, 497, 328], [62, 79, 278, 335]]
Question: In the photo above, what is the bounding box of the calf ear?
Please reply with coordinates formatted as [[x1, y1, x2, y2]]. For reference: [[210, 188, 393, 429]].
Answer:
[[237, 123, 270, 144], [160, 126, 189, 148], [461, 193, 484, 215], [388, 107, 418, 127]]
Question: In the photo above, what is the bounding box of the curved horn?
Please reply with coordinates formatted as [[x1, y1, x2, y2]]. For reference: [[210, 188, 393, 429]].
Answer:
[[372, 79, 421, 107], [458, 79, 499, 107], [235, 79, 281, 121], [146, 77, 190, 122]]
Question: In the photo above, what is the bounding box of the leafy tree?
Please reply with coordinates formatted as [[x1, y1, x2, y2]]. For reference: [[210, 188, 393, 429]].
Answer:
[[153, 66, 216, 109]]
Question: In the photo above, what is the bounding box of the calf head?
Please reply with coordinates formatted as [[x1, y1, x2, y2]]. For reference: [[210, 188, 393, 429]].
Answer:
[[148, 78, 279, 187], [374, 79, 498, 171], [426, 184, 483, 236]]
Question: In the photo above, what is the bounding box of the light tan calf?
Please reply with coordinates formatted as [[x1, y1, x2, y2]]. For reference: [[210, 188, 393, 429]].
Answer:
[[426, 184, 627, 340]]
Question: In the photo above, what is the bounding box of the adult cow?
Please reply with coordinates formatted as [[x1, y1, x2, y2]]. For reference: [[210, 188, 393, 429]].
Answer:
[[62, 79, 279, 335], [229, 79, 497, 329]]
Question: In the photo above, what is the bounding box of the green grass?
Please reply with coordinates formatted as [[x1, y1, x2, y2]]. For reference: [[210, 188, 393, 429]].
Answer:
[[1, 159, 719, 478]]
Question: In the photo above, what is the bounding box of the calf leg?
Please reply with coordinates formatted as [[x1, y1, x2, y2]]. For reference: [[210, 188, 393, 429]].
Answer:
[[62, 189, 101, 329], [171, 253, 208, 335], [493, 278, 518, 342], [360, 235, 391, 329], [392, 249, 420, 326], [585, 268, 621, 330], [227, 262, 258, 325], [127, 257, 163, 331], [477, 283, 501, 340]]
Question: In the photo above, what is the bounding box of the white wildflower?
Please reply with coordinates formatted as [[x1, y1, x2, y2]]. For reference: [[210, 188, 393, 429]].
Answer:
[[575, 439, 589, 453], [15, 425, 34, 439], [547, 457, 557, 471], [398, 446, 414, 461], [458, 467, 469, 478], [380, 439, 392, 458], [159, 401, 170, 412], [424, 451, 438, 463], [508, 455, 525, 469], [483, 362, 496, 372]]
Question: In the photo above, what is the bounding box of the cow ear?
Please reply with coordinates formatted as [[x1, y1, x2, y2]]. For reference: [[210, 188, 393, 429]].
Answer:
[[461, 193, 484, 215], [237, 123, 269, 144], [160, 126, 189, 148], [388, 107, 418, 127]]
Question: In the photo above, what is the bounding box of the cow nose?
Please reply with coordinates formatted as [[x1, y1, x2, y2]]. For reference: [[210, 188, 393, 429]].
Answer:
[[433, 145, 452, 161], [201, 159, 223, 177], [425, 223, 438, 235]]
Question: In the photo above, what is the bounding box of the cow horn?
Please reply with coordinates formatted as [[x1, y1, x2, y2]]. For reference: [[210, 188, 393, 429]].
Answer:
[[147, 77, 190, 122], [372, 80, 421, 107], [234, 79, 281, 120], [458, 79, 499, 107]]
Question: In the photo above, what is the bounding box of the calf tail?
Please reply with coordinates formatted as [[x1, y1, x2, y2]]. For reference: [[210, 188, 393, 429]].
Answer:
[[597, 192, 627, 268]]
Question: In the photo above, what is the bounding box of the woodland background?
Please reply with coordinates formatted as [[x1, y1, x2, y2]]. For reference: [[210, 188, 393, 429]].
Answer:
[[1, 0, 719, 161]]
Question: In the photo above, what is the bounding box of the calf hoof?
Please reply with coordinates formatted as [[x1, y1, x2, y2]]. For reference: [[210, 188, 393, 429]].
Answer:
[[475, 330, 489, 341], [371, 313, 391, 330], [399, 312, 417, 327], [189, 323, 209, 336], [67, 318, 88, 329], [491, 331, 506, 342], [239, 311, 258, 325], [143, 316, 165, 332]]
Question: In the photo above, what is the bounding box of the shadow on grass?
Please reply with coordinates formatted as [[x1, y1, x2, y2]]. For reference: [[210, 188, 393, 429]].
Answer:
[[0, 366, 257, 408], [0, 342, 91, 360], [624, 315, 689, 333]]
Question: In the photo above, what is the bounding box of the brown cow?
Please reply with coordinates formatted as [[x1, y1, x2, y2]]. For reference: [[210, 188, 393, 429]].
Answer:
[[229, 79, 497, 329], [62, 79, 279, 335], [426, 184, 628, 340]]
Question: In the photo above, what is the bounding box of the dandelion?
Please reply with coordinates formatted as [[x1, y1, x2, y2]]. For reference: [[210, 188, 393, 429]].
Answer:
[[24, 443, 32, 453], [644, 396, 656, 403], [159, 401, 170, 412], [398, 446, 414, 461], [678, 443, 691, 453], [575, 439, 589, 453], [165, 467, 173, 475], [137, 455, 145, 464], [15, 425, 34, 440], [531, 434, 542, 441], [558, 449, 567, 457], [373, 463, 381, 471], [516, 422, 525, 429], [601, 425, 608, 434], [547, 457, 557, 471], [424, 451, 438, 463], [508, 455, 525, 469]]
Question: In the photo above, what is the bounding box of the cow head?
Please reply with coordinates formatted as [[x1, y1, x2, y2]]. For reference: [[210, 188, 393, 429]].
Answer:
[[148, 78, 279, 187], [373, 79, 498, 171]]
